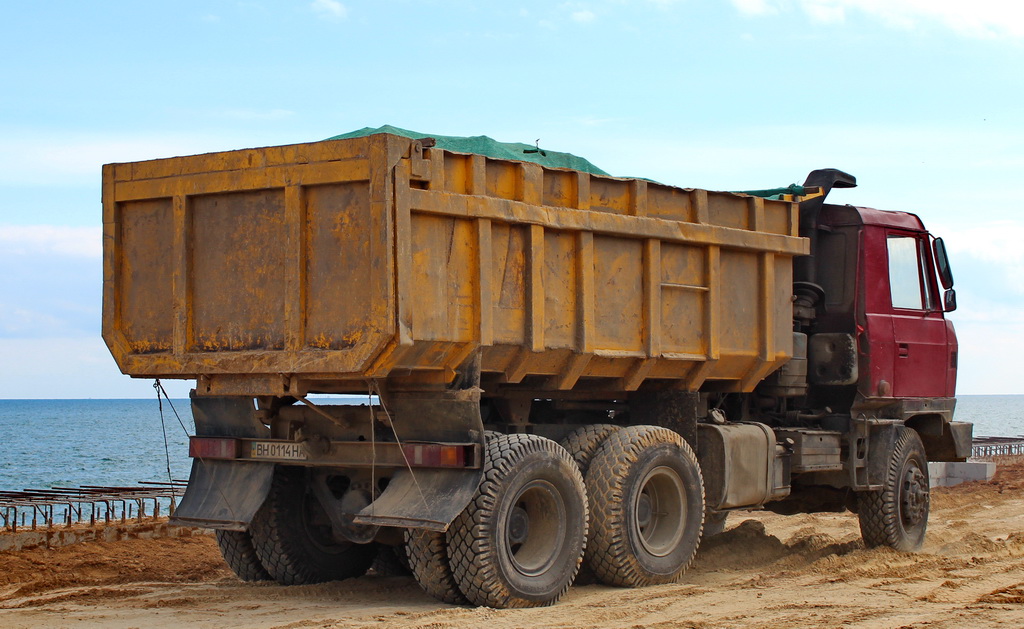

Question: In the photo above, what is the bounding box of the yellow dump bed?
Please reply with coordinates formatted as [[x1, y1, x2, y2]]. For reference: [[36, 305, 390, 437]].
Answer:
[[102, 133, 808, 396]]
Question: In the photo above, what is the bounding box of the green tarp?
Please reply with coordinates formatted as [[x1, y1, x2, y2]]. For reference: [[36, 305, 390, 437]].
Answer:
[[326, 125, 610, 176], [733, 184, 809, 200], [327, 125, 803, 199]]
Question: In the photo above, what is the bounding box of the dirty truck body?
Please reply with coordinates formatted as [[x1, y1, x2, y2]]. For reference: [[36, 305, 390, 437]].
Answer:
[[102, 133, 969, 607]]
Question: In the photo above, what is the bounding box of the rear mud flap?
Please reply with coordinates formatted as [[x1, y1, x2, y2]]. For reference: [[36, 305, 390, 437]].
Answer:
[[170, 393, 274, 530], [170, 459, 274, 530], [352, 467, 483, 531], [353, 387, 485, 531]]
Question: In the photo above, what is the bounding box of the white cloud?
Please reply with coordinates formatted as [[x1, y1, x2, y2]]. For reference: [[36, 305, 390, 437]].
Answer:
[[0, 337, 194, 399], [0, 306, 67, 336], [731, 0, 1024, 39], [732, 0, 778, 17], [574, 115, 618, 127], [803, 0, 845, 24], [953, 319, 1024, 394], [0, 225, 101, 257], [0, 131, 221, 186], [934, 220, 1024, 296], [938, 220, 1024, 265], [572, 10, 597, 22], [311, 0, 347, 20], [577, 124, 1024, 224], [0, 126, 306, 188]]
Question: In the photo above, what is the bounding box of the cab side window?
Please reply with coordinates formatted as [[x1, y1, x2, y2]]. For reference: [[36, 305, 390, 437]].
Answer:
[[887, 235, 924, 309]]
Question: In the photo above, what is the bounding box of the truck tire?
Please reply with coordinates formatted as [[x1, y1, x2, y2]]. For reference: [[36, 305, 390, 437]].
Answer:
[[559, 423, 621, 584], [250, 466, 377, 585], [585, 425, 704, 587], [559, 424, 622, 476], [447, 433, 588, 608], [370, 543, 411, 577], [857, 427, 930, 552], [405, 529, 469, 605], [215, 529, 271, 582], [701, 510, 729, 542]]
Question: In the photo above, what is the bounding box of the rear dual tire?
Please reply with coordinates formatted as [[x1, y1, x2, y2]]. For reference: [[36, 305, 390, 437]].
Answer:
[[584, 425, 704, 587], [559, 423, 622, 585], [446, 433, 588, 608], [215, 529, 271, 582], [405, 529, 468, 605], [249, 466, 377, 585]]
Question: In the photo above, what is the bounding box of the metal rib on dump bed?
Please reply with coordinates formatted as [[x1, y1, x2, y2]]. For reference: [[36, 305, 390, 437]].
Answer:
[[103, 133, 810, 397]]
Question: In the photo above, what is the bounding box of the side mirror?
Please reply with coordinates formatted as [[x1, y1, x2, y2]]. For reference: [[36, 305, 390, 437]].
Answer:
[[943, 288, 957, 312], [933, 237, 954, 289]]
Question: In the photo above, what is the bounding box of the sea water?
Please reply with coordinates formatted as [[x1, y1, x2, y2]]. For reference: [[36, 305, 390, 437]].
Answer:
[[0, 395, 1021, 492], [0, 398, 195, 492], [954, 395, 1024, 438]]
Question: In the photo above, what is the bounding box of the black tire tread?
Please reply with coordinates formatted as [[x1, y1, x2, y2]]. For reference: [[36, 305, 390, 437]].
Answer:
[[858, 427, 930, 551], [370, 544, 412, 577], [559, 423, 622, 585], [405, 529, 468, 605], [250, 467, 376, 585], [215, 529, 271, 582], [701, 510, 729, 543], [585, 425, 704, 587], [559, 424, 622, 477], [447, 433, 588, 608]]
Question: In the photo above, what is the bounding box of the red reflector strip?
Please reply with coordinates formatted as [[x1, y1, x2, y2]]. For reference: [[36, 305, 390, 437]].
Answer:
[[189, 437, 240, 459], [402, 444, 466, 468]]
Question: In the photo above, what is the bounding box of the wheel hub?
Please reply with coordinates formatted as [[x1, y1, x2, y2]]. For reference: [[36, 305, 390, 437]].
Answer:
[[900, 465, 928, 527], [637, 494, 653, 528], [508, 505, 530, 545], [504, 480, 567, 578], [634, 466, 686, 557]]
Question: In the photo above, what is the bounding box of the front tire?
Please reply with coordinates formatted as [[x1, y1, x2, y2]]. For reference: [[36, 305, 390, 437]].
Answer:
[[858, 427, 930, 552], [250, 466, 377, 585], [447, 433, 588, 608], [585, 425, 704, 587]]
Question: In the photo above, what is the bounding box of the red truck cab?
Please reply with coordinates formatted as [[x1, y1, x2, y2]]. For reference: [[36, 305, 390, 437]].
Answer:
[[805, 199, 966, 463], [853, 207, 958, 399]]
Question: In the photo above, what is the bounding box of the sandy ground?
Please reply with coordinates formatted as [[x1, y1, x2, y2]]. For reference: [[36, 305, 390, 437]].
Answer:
[[2, 461, 1022, 629]]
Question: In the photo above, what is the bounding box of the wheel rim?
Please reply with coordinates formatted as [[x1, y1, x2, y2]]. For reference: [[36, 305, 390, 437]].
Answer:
[[504, 479, 567, 577], [900, 461, 929, 528], [634, 465, 686, 557]]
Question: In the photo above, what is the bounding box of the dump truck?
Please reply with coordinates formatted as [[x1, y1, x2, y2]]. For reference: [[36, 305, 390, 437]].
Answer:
[[102, 128, 970, 608]]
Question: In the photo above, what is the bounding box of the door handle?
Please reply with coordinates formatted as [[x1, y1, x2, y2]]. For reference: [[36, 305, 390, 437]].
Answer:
[[898, 343, 910, 358]]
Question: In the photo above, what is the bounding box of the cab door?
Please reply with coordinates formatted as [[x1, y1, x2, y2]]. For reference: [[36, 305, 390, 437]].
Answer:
[[885, 232, 951, 398]]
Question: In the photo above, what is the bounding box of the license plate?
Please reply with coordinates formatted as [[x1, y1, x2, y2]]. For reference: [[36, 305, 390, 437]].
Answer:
[[250, 441, 307, 461]]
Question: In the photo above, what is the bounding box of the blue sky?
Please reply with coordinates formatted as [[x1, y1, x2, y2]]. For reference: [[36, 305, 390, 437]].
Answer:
[[1, 0, 1021, 398]]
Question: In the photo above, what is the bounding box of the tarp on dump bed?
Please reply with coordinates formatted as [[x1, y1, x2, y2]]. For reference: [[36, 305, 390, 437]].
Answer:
[[734, 184, 809, 200], [327, 125, 611, 176], [329, 125, 810, 200]]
